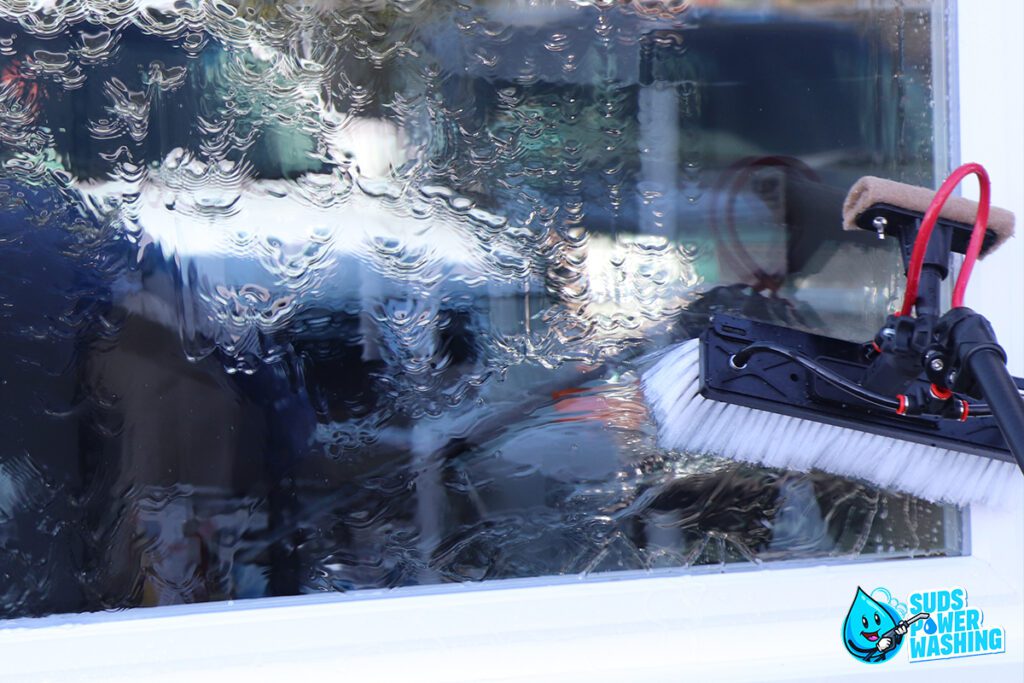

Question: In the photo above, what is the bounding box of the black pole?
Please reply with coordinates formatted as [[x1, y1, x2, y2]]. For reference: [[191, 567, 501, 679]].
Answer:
[[967, 349, 1024, 474]]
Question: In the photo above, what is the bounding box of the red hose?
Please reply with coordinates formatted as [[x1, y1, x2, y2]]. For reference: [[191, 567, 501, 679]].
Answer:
[[899, 163, 991, 316]]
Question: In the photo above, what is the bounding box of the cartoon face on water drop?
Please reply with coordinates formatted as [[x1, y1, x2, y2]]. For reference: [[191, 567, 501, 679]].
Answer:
[[842, 587, 903, 663]]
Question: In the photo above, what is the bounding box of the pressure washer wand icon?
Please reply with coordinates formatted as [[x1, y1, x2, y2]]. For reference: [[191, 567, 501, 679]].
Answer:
[[878, 612, 931, 652]]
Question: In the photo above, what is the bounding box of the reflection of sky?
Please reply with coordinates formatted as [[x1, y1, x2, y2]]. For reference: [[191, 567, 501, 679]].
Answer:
[[87, 175, 493, 265], [83, 157, 707, 343]]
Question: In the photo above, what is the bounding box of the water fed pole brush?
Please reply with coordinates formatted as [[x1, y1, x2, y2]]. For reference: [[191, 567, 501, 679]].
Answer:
[[642, 164, 1023, 506]]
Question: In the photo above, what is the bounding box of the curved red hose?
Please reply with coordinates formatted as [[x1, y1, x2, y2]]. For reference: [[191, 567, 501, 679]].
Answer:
[[899, 163, 991, 316], [709, 155, 818, 293]]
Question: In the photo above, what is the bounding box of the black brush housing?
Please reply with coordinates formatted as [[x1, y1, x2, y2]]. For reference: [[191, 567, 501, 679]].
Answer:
[[700, 314, 1020, 465]]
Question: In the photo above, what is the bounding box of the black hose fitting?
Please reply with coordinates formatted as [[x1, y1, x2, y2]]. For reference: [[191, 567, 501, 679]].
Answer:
[[860, 313, 936, 396], [934, 307, 1024, 473], [935, 307, 1007, 398]]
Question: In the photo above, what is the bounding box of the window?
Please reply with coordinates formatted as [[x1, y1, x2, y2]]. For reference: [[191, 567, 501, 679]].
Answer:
[[0, 0, 959, 620]]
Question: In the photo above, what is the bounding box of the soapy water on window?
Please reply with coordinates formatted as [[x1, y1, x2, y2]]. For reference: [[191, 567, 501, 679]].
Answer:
[[0, 1, 958, 618]]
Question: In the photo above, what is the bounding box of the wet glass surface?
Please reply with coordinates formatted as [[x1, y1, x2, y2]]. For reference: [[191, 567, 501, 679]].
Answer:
[[1, 0, 959, 619]]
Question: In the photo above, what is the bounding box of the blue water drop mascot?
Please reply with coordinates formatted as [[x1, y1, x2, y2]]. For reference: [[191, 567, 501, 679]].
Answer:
[[842, 587, 918, 663]]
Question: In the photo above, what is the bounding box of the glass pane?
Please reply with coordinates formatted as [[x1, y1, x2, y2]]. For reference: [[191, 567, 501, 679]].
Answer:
[[0, 0, 959, 619]]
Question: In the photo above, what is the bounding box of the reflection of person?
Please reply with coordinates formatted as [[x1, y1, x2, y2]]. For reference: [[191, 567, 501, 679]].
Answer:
[[0, 180, 124, 617]]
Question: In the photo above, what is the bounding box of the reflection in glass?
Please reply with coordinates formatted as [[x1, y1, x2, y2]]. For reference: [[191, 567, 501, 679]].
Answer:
[[0, 0, 958, 619]]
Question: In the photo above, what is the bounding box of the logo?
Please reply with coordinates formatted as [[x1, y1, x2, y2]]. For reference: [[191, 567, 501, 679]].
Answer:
[[842, 587, 928, 663], [841, 586, 1006, 664], [906, 588, 1006, 662]]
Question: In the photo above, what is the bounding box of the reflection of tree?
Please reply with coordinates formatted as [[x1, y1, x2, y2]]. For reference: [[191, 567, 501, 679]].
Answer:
[[0, 58, 63, 184], [482, 80, 639, 220]]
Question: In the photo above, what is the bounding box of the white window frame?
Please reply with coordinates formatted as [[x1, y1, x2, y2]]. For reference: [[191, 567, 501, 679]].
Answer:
[[1, 2, 1022, 681]]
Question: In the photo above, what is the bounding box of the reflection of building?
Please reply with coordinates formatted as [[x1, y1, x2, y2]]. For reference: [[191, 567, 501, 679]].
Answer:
[[414, 4, 921, 335]]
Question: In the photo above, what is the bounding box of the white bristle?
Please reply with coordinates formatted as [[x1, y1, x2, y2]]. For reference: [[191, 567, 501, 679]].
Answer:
[[641, 339, 1021, 507]]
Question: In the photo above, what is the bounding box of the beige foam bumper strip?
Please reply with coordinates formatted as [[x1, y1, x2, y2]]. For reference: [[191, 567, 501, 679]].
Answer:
[[843, 176, 1015, 256]]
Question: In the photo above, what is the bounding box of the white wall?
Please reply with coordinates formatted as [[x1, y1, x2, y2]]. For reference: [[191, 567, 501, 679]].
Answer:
[[958, 0, 1024, 375], [955, 0, 1024, 640]]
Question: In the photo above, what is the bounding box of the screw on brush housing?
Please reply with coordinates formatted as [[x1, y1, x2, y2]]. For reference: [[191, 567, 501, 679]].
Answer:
[[872, 215, 888, 239]]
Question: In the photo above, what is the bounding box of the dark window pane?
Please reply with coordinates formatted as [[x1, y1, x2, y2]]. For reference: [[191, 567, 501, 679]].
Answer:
[[0, 0, 959, 619]]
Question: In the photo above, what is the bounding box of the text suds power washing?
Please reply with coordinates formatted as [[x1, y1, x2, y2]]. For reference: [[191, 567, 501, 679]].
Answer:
[[842, 586, 1005, 664], [906, 588, 1004, 662]]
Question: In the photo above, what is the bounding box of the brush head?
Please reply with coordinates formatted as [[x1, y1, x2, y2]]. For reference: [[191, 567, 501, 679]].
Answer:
[[641, 337, 1021, 506], [842, 176, 1015, 257]]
